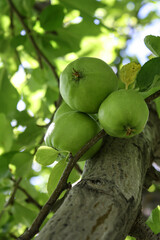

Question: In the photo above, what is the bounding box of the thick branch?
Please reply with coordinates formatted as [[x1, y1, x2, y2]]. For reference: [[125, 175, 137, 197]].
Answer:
[[35, 107, 160, 240]]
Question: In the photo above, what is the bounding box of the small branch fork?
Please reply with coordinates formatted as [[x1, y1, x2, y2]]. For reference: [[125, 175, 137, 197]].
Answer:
[[10, 177, 42, 210], [18, 129, 106, 240], [0, 177, 22, 220], [0, 176, 43, 223]]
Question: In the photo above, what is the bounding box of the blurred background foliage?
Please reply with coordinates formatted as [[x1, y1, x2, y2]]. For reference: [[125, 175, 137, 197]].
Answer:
[[0, 0, 160, 239]]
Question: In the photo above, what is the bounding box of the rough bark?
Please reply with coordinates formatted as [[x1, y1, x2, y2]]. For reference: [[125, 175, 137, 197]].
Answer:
[[36, 107, 160, 240]]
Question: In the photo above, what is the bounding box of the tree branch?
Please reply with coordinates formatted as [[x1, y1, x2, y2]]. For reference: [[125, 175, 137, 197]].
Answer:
[[8, 0, 43, 68], [18, 129, 106, 240], [144, 165, 160, 189], [9, 233, 18, 239], [6, 177, 22, 206], [34, 1, 51, 12], [0, 177, 22, 220], [145, 90, 160, 104], [130, 211, 160, 240], [7, 0, 59, 82], [10, 177, 42, 210], [74, 163, 83, 175], [35, 107, 160, 240], [9, 6, 22, 67]]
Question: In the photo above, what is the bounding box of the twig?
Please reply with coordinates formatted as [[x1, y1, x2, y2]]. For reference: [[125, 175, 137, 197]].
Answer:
[[8, 0, 43, 69], [10, 177, 42, 210], [144, 164, 160, 189], [0, 177, 22, 220], [9, 233, 18, 239], [74, 163, 83, 175], [9, 7, 22, 66], [33, 133, 46, 155], [18, 129, 106, 240], [34, 1, 51, 12], [147, 165, 160, 181], [5, 177, 22, 207], [145, 90, 160, 104], [130, 211, 160, 240], [51, 186, 71, 213], [7, 0, 59, 82]]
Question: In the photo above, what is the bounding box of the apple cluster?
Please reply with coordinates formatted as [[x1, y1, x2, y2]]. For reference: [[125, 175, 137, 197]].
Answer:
[[45, 57, 149, 161]]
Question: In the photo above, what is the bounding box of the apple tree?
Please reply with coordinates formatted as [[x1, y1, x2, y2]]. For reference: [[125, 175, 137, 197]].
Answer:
[[0, 0, 160, 240]]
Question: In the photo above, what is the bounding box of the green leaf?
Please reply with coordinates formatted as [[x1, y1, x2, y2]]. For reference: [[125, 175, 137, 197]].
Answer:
[[40, 4, 65, 31], [0, 152, 14, 179], [11, 35, 27, 48], [0, 194, 5, 211], [135, 57, 160, 91], [59, 0, 104, 16], [12, 202, 38, 227], [47, 157, 80, 195], [144, 35, 160, 57], [155, 96, 160, 118], [47, 158, 66, 195], [22, 0, 35, 13], [16, 121, 45, 149], [146, 206, 160, 234], [0, 113, 13, 154], [68, 167, 80, 184], [45, 87, 59, 105], [12, 0, 35, 17], [125, 236, 136, 240], [0, 35, 9, 54], [11, 152, 33, 177], [0, 68, 19, 117], [14, 110, 34, 126], [35, 146, 58, 166], [0, 211, 9, 227]]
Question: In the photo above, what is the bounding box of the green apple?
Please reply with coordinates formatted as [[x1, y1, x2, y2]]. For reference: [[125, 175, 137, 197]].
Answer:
[[98, 89, 149, 138], [60, 57, 118, 113], [54, 101, 74, 122], [45, 111, 102, 161]]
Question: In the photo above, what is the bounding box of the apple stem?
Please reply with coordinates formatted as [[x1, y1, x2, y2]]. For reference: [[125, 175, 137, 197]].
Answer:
[[126, 126, 134, 136], [72, 68, 82, 81]]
